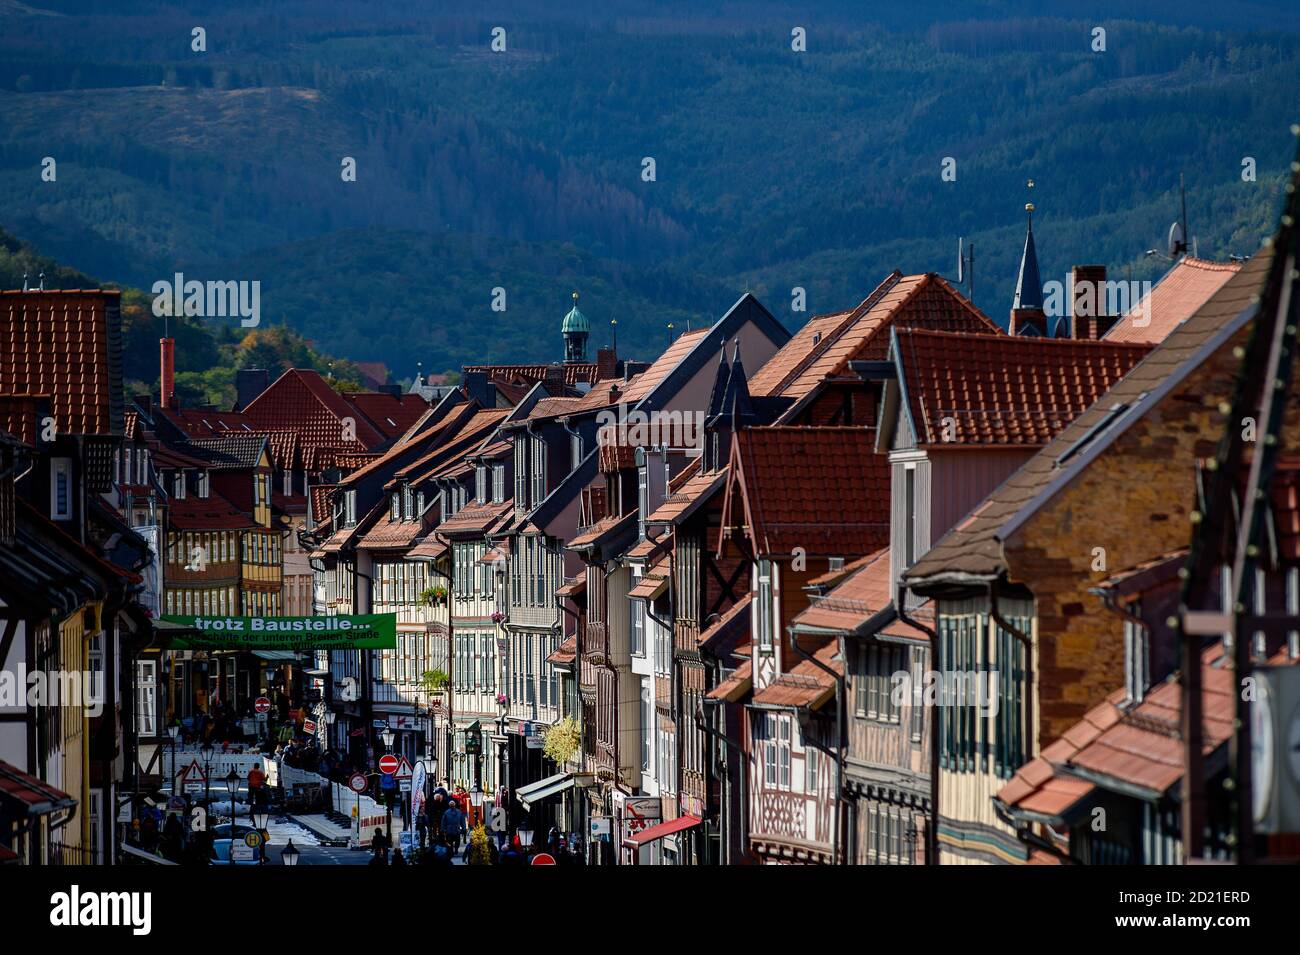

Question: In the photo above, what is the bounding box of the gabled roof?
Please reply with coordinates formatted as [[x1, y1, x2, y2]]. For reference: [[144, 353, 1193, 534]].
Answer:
[[242, 368, 386, 452], [0, 289, 124, 437], [157, 406, 256, 438], [1106, 257, 1241, 345], [724, 427, 890, 558], [464, 363, 603, 387], [906, 246, 1273, 584], [647, 465, 727, 526], [749, 272, 1000, 403], [890, 328, 1150, 447], [437, 498, 514, 537], [620, 330, 710, 404]]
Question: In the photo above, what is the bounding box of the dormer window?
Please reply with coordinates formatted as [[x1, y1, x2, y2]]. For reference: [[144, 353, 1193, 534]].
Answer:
[[138, 449, 148, 487], [475, 466, 487, 504], [402, 484, 413, 521], [391, 492, 401, 521], [198, 470, 210, 499], [283, 469, 293, 496], [344, 489, 357, 526], [491, 465, 505, 504], [417, 491, 426, 516]]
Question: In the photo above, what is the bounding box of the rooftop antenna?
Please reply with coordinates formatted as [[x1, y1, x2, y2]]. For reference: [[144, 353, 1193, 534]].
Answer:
[[22, 272, 28, 292], [38, 271, 45, 291], [1168, 173, 1189, 258], [667, 322, 675, 348], [957, 237, 975, 304], [610, 318, 618, 355]]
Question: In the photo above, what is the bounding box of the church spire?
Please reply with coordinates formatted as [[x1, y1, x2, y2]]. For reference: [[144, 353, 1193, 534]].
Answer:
[[562, 291, 590, 364], [1009, 180, 1047, 336]]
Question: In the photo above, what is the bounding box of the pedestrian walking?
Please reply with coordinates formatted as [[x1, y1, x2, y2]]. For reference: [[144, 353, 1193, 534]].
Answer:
[[440, 800, 466, 853], [391, 848, 407, 866]]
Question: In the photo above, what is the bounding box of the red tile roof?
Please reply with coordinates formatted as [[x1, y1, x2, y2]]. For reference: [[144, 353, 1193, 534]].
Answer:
[[0, 395, 47, 446], [0, 290, 123, 437], [464, 363, 604, 388], [408, 534, 449, 560], [242, 368, 384, 453], [752, 640, 840, 708], [749, 273, 1000, 401], [647, 466, 727, 525], [546, 636, 577, 666], [358, 515, 425, 549], [997, 645, 1243, 817], [907, 246, 1273, 583], [893, 328, 1151, 447], [437, 498, 513, 537], [620, 329, 710, 403], [167, 489, 257, 530], [707, 660, 752, 702], [726, 427, 890, 558], [1107, 257, 1241, 345], [344, 392, 432, 440]]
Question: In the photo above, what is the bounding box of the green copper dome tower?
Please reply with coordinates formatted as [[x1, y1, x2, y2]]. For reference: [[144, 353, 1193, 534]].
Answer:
[[562, 291, 589, 364]]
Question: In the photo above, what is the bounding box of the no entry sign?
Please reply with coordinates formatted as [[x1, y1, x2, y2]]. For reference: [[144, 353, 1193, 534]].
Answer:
[[378, 754, 400, 775], [531, 853, 556, 866], [254, 697, 271, 714], [348, 772, 368, 794]]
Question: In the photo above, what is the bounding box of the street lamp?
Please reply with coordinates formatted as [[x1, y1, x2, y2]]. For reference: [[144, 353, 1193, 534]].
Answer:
[[381, 726, 395, 751], [518, 818, 533, 856], [224, 770, 240, 867], [200, 741, 214, 806], [281, 839, 300, 866], [251, 807, 269, 862]]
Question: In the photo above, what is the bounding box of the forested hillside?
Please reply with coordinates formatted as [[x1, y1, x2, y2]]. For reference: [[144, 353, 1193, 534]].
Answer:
[[1, 1, 1297, 374]]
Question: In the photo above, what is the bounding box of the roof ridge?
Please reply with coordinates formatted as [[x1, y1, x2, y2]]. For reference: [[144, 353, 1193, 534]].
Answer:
[[766, 270, 904, 396]]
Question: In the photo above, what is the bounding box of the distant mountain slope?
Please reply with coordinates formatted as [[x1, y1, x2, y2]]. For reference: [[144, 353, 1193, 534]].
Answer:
[[0, 3, 1297, 369]]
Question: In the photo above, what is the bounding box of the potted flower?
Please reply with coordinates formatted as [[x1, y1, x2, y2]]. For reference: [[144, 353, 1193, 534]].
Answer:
[[419, 585, 448, 607], [495, 693, 509, 708], [422, 668, 450, 695], [490, 610, 506, 624]]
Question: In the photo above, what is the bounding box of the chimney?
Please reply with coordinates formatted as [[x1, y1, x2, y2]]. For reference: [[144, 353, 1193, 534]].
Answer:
[[1071, 265, 1113, 340], [160, 337, 176, 409], [235, 368, 271, 411], [595, 346, 617, 382], [463, 369, 493, 408], [544, 364, 566, 393]]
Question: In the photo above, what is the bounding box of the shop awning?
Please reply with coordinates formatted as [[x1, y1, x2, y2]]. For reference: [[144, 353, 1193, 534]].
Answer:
[[624, 814, 701, 847], [516, 772, 576, 809], [253, 651, 301, 661], [0, 760, 77, 817]]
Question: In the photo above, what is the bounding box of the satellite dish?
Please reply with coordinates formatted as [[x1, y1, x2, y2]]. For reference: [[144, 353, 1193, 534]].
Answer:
[[957, 237, 965, 283], [1167, 221, 1185, 258]]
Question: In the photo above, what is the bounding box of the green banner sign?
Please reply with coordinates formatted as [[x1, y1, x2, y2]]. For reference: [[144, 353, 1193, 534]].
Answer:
[[160, 614, 397, 650]]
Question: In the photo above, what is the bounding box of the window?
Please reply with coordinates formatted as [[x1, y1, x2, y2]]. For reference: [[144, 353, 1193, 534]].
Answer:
[[476, 467, 487, 504], [402, 484, 413, 521], [637, 464, 649, 538], [630, 599, 645, 656], [904, 464, 917, 567], [530, 434, 546, 506], [491, 464, 505, 504], [173, 471, 186, 499], [866, 643, 904, 724], [197, 470, 210, 499], [1124, 605, 1149, 704], [806, 746, 818, 794], [756, 560, 774, 652], [391, 493, 401, 520], [345, 490, 357, 526], [514, 438, 528, 507], [134, 660, 157, 737], [640, 683, 652, 772], [51, 458, 73, 520]]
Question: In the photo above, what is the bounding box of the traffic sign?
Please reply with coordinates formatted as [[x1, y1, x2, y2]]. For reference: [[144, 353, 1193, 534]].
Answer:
[[380, 772, 396, 791], [254, 697, 271, 714], [347, 772, 368, 794], [394, 755, 413, 779], [244, 831, 263, 848], [531, 853, 556, 866], [379, 753, 400, 775], [303, 718, 317, 734]]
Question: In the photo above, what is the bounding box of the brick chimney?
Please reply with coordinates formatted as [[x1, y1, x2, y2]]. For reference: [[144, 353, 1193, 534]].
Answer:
[[595, 346, 617, 382], [159, 337, 176, 409], [1070, 265, 1116, 340]]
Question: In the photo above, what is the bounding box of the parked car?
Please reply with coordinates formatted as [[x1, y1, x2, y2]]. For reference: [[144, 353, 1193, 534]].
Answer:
[[209, 823, 267, 865]]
